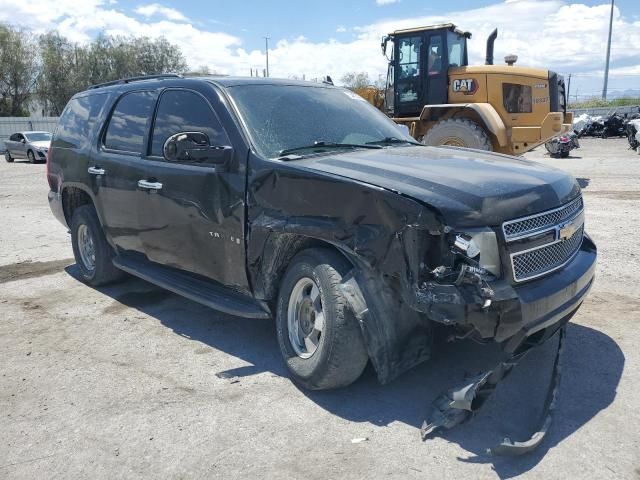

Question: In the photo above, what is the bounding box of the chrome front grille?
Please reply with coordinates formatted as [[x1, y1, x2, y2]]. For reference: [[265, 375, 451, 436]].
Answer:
[[503, 196, 585, 282], [502, 196, 583, 241], [511, 225, 583, 282]]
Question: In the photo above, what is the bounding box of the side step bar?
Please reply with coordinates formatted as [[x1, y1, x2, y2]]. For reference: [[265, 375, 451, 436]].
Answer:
[[113, 255, 271, 319]]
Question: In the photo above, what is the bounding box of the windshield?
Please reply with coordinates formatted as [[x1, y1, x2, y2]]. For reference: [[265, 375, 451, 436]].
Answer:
[[24, 132, 52, 142], [227, 84, 415, 159]]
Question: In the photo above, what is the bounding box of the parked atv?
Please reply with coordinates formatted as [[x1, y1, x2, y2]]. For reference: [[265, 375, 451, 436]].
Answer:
[[627, 118, 640, 153], [576, 117, 604, 138], [600, 113, 626, 139], [545, 132, 580, 158]]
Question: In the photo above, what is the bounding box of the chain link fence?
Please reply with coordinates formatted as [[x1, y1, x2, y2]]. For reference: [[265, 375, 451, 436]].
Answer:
[[0, 117, 59, 153], [569, 105, 640, 118]]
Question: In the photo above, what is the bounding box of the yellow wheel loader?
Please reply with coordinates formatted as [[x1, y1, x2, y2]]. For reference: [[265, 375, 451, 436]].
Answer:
[[378, 24, 573, 155]]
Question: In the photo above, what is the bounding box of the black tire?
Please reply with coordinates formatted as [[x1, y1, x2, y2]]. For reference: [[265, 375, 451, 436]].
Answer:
[[70, 205, 125, 286], [560, 150, 570, 158], [275, 248, 369, 390], [422, 118, 492, 151], [27, 150, 36, 163], [4, 151, 13, 163]]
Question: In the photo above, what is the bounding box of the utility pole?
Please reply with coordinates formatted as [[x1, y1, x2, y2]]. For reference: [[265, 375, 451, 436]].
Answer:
[[602, 0, 614, 100], [567, 73, 572, 105], [264, 36, 270, 77]]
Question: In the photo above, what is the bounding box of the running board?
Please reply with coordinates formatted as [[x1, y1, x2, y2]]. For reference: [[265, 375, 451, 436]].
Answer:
[[113, 255, 271, 319]]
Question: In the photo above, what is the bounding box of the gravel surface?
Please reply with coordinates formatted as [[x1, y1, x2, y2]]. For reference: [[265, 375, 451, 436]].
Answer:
[[1, 138, 638, 479]]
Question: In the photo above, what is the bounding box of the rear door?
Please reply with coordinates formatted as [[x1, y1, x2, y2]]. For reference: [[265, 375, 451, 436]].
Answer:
[[136, 87, 249, 289], [93, 90, 157, 254]]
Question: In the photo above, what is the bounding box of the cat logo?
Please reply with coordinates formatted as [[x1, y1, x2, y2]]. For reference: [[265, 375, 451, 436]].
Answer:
[[452, 78, 479, 95]]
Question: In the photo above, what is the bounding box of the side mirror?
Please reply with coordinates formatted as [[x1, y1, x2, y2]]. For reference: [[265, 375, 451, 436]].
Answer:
[[20, 138, 26, 144], [163, 132, 232, 165]]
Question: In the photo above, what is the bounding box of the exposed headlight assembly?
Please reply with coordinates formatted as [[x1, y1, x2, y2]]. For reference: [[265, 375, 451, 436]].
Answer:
[[453, 229, 501, 277]]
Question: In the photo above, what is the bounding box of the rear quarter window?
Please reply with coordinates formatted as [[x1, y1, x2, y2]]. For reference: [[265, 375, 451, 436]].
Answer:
[[53, 93, 108, 149]]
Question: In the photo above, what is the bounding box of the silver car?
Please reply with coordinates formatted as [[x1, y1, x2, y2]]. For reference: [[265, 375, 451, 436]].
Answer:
[[4, 131, 52, 163]]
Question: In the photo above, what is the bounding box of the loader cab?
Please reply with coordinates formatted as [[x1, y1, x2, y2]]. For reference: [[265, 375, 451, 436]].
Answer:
[[382, 24, 470, 117]]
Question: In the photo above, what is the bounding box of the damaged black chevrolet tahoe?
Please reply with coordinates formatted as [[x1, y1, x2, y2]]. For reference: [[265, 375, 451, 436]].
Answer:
[[47, 75, 597, 390]]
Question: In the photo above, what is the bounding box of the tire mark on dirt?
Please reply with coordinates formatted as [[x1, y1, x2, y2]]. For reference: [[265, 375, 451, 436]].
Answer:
[[0, 258, 74, 284]]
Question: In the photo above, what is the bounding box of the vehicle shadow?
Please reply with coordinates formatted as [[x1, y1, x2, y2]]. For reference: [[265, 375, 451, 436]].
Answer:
[[67, 267, 624, 478]]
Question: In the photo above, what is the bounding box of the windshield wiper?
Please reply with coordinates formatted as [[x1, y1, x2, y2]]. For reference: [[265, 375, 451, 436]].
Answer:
[[365, 137, 421, 146], [278, 141, 382, 158]]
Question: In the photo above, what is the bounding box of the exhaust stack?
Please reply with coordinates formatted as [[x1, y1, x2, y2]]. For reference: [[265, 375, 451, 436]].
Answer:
[[485, 28, 498, 65]]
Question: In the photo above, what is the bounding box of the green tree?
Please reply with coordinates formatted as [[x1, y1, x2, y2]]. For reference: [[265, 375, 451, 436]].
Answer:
[[37, 31, 189, 114], [0, 25, 38, 116], [340, 72, 371, 91], [37, 32, 85, 115]]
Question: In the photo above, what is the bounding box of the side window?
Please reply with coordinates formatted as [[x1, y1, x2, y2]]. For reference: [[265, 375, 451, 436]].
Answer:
[[427, 36, 443, 76], [150, 89, 229, 157], [397, 36, 422, 80], [54, 93, 108, 149], [104, 91, 155, 154], [9, 133, 18, 141], [503, 83, 533, 113]]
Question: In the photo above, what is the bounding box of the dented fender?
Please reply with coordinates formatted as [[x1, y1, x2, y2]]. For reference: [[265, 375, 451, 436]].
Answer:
[[246, 156, 446, 383]]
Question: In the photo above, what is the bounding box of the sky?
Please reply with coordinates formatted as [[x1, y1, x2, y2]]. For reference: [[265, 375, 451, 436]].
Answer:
[[1, 0, 639, 99]]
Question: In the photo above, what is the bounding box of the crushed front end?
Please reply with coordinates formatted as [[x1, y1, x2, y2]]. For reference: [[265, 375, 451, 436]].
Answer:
[[408, 194, 596, 352], [400, 194, 596, 453]]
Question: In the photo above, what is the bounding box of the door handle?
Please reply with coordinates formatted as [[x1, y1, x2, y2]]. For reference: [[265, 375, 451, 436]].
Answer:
[[138, 179, 163, 190], [88, 166, 105, 175]]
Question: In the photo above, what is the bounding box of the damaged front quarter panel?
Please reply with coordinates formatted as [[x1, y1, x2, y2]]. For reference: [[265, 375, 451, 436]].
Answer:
[[246, 157, 451, 383]]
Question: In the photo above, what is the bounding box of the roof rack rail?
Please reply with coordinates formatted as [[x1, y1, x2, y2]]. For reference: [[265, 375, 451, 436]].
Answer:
[[89, 73, 183, 90]]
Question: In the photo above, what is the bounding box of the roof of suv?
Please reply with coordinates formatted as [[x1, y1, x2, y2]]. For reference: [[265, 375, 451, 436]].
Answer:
[[84, 74, 334, 95]]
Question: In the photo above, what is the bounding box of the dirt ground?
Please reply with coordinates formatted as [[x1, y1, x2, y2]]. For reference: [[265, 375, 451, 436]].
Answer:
[[1, 138, 639, 479]]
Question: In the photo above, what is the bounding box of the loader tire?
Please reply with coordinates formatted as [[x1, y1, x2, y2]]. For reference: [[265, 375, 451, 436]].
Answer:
[[422, 118, 492, 151]]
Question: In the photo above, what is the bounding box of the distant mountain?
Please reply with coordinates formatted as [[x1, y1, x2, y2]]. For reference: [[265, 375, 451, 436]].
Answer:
[[608, 89, 640, 99]]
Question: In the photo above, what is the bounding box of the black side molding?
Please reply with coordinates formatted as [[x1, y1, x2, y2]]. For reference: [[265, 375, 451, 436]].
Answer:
[[113, 255, 271, 319]]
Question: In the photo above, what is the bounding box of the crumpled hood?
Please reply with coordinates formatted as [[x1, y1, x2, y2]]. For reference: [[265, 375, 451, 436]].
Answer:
[[30, 140, 50, 149], [297, 146, 581, 227]]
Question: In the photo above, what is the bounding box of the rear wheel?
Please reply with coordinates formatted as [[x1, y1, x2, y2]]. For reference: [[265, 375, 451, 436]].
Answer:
[[276, 248, 369, 390], [422, 118, 492, 151], [27, 150, 36, 164], [4, 151, 13, 163], [70, 205, 125, 286]]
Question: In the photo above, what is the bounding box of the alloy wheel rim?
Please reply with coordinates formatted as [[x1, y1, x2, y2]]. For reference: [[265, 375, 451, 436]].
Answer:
[[287, 277, 324, 358], [77, 224, 96, 272]]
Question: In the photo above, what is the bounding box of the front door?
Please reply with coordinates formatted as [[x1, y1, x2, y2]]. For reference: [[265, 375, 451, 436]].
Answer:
[[94, 90, 157, 255], [137, 88, 248, 290], [11, 133, 27, 158], [394, 35, 423, 116]]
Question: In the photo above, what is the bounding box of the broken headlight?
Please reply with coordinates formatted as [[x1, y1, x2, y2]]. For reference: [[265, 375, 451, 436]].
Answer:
[[452, 229, 501, 277]]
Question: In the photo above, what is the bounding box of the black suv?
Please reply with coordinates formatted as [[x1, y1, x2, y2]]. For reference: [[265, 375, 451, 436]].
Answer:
[[47, 74, 597, 389]]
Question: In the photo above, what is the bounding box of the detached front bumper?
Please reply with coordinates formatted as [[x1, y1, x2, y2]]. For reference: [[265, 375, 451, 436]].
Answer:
[[415, 233, 597, 348]]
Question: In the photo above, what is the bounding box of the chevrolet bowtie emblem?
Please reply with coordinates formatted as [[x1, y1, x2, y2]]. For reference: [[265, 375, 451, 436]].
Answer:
[[558, 220, 578, 241]]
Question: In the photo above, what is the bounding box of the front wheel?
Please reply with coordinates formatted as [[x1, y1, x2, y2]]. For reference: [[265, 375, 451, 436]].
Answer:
[[422, 118, 492, 151], [27, 150, 36, 163], [4, 151, 13, 162], [70, 205, 125, 286], [276, 248, 369, 390]]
